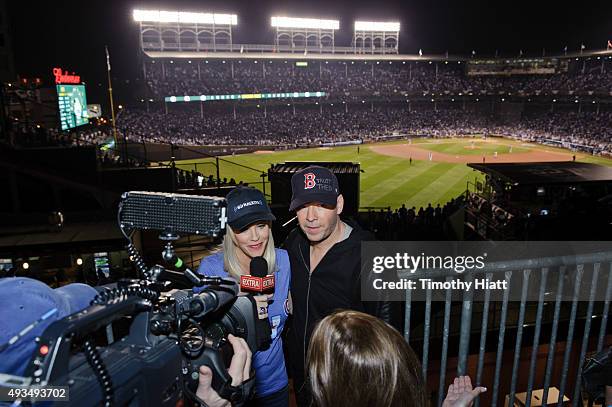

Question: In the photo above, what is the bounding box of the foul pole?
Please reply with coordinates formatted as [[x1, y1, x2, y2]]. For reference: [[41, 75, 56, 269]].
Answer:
[[105, 46, 118, 149]]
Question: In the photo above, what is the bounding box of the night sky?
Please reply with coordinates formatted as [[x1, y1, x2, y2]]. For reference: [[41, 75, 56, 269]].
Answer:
[[7, 0, 611, 106]]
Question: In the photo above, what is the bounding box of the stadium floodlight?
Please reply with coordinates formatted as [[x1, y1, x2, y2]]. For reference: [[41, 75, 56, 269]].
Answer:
[[133, 9, 161, 22], [354, 21, 400, 32], [182, 13, 237, 25], [271, 16, 339, 30], [158, 11, 179, 23], [133, 9, 237, 25]]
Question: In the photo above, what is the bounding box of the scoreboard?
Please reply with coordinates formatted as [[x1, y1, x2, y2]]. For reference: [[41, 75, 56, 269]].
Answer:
[[57, 84, 89, 131]]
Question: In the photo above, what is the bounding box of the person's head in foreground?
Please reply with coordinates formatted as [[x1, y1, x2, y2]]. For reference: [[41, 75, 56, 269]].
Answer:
[[0, 277, 98, 376], [307, 310, 428, 407], [307, 310, 487, 407], [290, 166, 344, 244], [223, 186, 277, 277]]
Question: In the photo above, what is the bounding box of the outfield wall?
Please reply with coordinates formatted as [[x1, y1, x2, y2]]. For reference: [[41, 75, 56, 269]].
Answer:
[[122, 135, 440, 161], [123, 142, 279, 162]]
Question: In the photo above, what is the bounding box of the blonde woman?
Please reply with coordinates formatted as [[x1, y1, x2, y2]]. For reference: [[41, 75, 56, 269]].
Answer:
[[196, 186, 290, 407]]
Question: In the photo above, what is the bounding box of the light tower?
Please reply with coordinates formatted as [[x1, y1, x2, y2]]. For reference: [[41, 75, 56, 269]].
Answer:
[[133, 9, 238, 52], [271, 16, 340, 53], [353, 21, 400, 54]]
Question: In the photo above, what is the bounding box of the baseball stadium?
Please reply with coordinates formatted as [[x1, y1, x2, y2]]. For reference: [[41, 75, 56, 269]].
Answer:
[[1, 2, 611, 407]]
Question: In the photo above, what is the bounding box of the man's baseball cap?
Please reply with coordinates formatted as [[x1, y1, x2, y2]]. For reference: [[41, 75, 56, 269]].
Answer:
[[226, 186, 276, 231], [0, 277, 98, 376], [290, 166, 340, 211]]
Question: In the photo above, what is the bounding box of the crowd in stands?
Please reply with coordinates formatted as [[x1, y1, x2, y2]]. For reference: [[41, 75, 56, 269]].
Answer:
[[117, 106, 447, 146], [8, 103, 611, 157], [116, 106, 612, 154], [504, 111, 612, 153], [7, 121, 111, 148], [6, 56, 612, 157], [144, 57, 612, 98], [134, 55, 612, 155], [359, 197, 465, 240], [464, 192, 516, 239], [98, 153, 148, 168], [4, 121, 156, 169], [173, 167, 240, 189]]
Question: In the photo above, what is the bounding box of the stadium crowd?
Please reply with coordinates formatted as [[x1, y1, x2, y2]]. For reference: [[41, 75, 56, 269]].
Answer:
[[144, 57, 612, 98], [506, 111, 612, 153], [359, 196, 465, 240], [125, 53, 612, 155], [116, 106, 612, 154], [6, 57, 611, 157], [7, 122, 111, 148]]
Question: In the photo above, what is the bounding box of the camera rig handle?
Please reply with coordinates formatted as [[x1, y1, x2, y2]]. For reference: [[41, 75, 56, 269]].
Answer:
[[25, 291, 156, 386]]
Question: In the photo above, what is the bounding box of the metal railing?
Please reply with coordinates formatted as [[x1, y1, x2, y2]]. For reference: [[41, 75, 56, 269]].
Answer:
[[142, 41, 399, 55], [400, 251, 612, 407], [140, 41, 612, 59], [166, 144, 270, 197]]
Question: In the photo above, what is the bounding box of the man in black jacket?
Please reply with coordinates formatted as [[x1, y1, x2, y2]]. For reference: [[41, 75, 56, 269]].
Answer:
[[283, 166, 395, 407]]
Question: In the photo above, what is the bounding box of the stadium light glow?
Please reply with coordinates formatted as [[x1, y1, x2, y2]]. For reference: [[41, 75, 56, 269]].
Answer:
[[354, 21, 400, 32], [133, 10, 237, 25], [159, 11, 179, 23], [271, 16, 339, 30]]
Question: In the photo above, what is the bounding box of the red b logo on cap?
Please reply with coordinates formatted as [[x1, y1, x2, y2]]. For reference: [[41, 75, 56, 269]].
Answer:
[[304, 173, 316, 189]]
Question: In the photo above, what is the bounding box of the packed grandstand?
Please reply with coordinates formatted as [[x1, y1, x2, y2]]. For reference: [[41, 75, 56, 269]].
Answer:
[[7, 40, 612, 156], [109, 55, 612, 154], [113, 105, 612, 153], [143, 57, 612, 98]]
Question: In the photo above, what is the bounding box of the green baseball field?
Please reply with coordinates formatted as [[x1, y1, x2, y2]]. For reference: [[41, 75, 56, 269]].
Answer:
[[173, 137, 612, 210]]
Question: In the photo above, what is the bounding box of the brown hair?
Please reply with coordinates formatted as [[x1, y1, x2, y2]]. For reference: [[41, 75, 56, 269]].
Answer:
[[307, 310, 428, 407]]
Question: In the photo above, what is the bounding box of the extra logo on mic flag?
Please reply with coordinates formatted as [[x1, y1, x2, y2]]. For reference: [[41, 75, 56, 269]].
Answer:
[[240, 275, 275, 292]]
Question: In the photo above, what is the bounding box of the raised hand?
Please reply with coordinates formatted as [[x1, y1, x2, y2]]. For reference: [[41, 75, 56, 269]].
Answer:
[[442, 375, 487, 407]]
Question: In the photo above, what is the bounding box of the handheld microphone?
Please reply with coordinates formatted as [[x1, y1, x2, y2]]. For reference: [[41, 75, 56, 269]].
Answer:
[[241, 257, 274, 322], [240, 257, 275, 294]]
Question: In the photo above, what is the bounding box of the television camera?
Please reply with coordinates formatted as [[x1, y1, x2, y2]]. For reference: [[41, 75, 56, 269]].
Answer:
[[1, 191, 271, 406]]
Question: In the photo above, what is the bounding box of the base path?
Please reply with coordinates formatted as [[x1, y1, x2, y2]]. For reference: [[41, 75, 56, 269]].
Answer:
[[370, 143, 574, 163]]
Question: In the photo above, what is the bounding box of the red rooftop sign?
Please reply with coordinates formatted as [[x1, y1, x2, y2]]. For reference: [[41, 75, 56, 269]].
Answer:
[[53, 67, 81, 84]]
